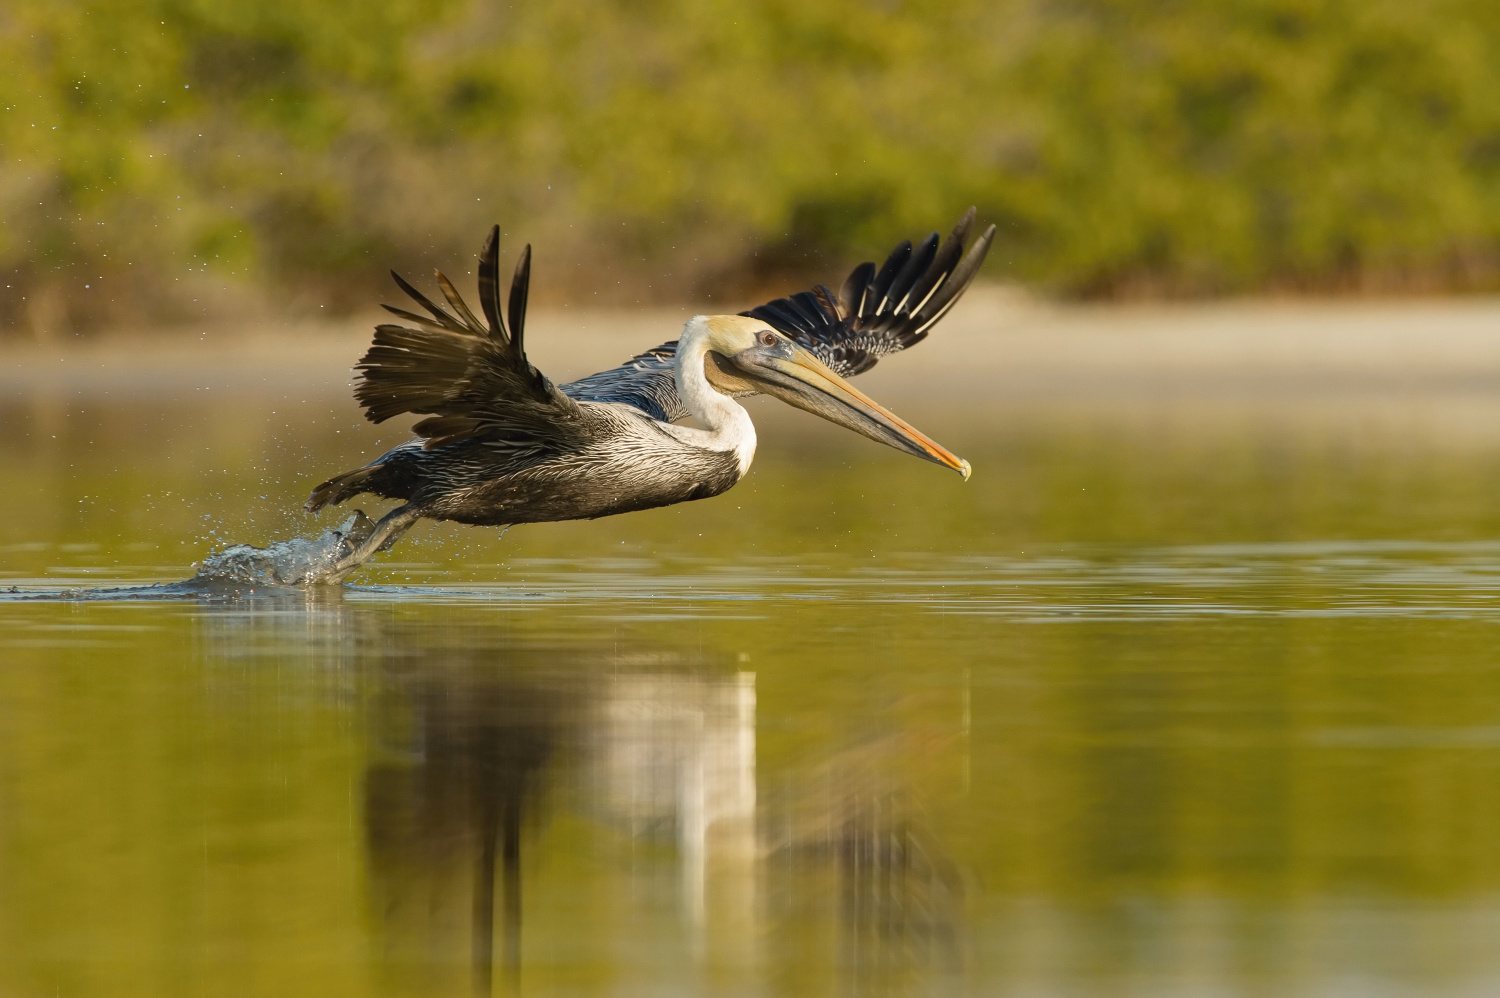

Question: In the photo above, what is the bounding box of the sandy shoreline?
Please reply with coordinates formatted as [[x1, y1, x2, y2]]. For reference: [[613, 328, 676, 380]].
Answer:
[[3, 289, 1499, 399]]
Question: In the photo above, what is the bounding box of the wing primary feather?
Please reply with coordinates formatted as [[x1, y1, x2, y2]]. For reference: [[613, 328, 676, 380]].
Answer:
[[380, 303, 453, 328], [390, 270, 465, 332], [759, 300, 817, 338], [434, 271, 485, 334], [886, 232, 940, 318], [857, 276, 874, 318], [788, 291, 830, 327], [904, 209, 975, 317], [838, 261, 875, 318], [913, 223, 996, 334], [508, 243, 532, 360], [907, 272, 949, 321], [948, 206, 977, 248], [355, 324, 471, 423], [810, 285, 842, 322], [870, 240, 912, 316], [476, 225, 507, 343]]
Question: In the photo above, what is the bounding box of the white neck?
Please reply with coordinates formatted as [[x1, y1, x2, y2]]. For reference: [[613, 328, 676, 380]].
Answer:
[[667, 317, 757, 474]]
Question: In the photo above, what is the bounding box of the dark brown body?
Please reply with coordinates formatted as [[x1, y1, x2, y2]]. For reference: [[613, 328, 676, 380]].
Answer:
[[311, 403, 747, 527]]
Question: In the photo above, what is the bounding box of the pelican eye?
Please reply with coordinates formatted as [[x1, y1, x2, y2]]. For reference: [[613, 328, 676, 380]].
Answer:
[[758, 330, 777, 346]]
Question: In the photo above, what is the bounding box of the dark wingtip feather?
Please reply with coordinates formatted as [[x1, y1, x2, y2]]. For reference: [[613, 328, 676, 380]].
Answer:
[[951, 206, 977, 243], [913, 222, 995, 334], [434, 270, 484, 334], [810, 285, 841, 321], [903, 210, 977, 321], [477, 225, 505, 342], [733, 210, 994, 381], [380, 303, 444, 326], [389, 270, 425, 307], [508, 244, 531, 360], [869, 239, 912, 317], [838, 261, 875, 318], [884, 231, 940, 319], [390, 270, 463, 331]]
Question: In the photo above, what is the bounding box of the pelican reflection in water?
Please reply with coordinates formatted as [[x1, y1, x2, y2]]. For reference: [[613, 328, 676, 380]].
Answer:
[[307, 210, 994, 580], [361, 638, 961, 995]]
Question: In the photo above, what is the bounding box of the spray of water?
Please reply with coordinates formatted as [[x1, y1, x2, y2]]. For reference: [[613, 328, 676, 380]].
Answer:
[[194, 512, 375, 586]]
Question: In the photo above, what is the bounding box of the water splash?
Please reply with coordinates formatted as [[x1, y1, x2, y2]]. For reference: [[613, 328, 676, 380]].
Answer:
[[194, 512, 374, 586]]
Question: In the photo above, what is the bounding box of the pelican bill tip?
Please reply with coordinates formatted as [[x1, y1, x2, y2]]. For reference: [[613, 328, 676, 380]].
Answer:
[[958, 458, 972, 481]]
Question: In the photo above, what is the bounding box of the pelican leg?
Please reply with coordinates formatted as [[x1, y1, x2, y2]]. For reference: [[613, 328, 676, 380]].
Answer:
[[322, 503, 423, 583]]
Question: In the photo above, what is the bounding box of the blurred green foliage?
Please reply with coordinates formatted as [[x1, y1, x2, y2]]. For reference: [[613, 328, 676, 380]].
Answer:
[[6, 0, 1500, 334]]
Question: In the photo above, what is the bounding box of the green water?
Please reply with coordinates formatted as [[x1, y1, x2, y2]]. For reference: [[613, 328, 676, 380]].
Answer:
[[4, 380, 1500, 996]]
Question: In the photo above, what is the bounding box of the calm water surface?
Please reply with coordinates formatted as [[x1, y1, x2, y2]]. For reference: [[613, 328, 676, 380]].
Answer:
[[3, 374, 1500, 997]]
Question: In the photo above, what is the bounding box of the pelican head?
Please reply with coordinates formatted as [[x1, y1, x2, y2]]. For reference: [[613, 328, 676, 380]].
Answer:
[[696, 315, 970, 479]]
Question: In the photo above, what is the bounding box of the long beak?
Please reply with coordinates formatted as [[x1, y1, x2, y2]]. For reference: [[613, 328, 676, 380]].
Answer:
[[736, 345, 971, 479]]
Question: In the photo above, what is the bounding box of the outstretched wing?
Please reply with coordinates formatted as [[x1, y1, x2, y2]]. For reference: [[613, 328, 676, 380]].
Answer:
[[354, 227, 593, 453], [743, 207, 996, 377], [562, 209, 993, 417]]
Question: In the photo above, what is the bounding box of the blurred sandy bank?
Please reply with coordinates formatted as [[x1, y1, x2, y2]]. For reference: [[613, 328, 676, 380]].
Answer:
[[3, 290, 1499, 400]]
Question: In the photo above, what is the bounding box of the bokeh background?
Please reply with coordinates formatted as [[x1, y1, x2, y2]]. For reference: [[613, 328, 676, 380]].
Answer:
[[7, 0, 1500, 338]]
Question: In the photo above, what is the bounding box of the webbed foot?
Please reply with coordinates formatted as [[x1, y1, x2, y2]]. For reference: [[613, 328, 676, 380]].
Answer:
[[320, 504, 424, 583]]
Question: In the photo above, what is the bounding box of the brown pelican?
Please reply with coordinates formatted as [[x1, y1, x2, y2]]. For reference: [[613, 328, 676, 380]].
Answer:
[[307, 209, 995, 580]]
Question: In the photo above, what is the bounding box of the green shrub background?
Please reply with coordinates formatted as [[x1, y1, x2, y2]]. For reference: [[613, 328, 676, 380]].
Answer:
[[6, 0, 1500, 333]]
